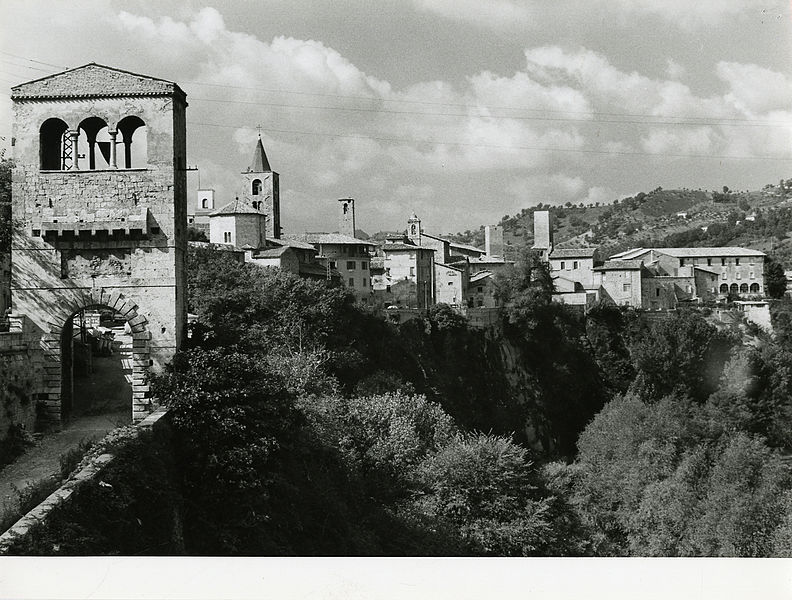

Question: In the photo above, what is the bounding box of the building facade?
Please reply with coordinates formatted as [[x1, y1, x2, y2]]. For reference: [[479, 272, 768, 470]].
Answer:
[[9, 63, 187, 423]]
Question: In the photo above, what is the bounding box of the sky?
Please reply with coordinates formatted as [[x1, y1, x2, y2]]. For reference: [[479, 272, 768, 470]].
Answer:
[[0, 0, 790, 236]]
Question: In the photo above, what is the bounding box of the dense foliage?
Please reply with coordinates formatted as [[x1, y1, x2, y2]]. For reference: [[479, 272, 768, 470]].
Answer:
[[19, 242, 792, 556]]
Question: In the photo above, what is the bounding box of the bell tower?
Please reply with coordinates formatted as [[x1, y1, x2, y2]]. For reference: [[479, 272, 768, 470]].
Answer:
[[242, 133, 280, 239], [407, 212, 422, 245]]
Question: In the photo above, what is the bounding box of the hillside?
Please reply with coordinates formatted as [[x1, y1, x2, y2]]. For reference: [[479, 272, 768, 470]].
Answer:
[[447, 178, 792, 266]]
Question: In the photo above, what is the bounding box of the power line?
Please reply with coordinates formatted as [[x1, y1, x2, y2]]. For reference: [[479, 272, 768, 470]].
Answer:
[[183, 79, 787, 126], [189, 95, 791, 128], [0, 50, 66, 70], [0, 58, 55, 73], [186, 119, 792, 161]]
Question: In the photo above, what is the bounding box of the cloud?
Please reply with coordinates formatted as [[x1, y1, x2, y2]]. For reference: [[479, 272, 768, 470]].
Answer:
[[607, 0, 770, 29], [411, 0, 533, 30], [641, 127, 718, 156]]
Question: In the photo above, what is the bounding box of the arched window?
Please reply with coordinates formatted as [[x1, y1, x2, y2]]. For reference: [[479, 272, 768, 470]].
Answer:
[[410, 224, 416, 235], [730, 283, 739, 295], [739, 283, 749, 294], [252, 179, 262, 195], [201, 198, 209, 209], [78, 117, 111, 170], [750, 283, 760, 293], [719, 283, 729, 294], [39, 118, 69, 170], [117, 116, 147, 168], [252, 200, 261, 210]]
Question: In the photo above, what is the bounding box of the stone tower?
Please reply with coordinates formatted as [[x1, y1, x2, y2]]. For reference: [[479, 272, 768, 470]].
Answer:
[[532, 210, 554, 261], [407, 212, 421, 245], [9, 63, 188, 423], [338, 198, 355, 237], [242, 136, 280, 239]]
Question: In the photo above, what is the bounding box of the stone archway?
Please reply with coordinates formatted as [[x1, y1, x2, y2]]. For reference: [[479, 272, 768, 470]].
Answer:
[[37, 288, 152, 425]]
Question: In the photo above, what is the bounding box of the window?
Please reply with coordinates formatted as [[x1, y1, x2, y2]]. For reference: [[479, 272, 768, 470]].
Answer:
[[740, 283, 749, 293], [448, 281, 454, 286], [410, 267, 415, 277], [736, 258, 740, 266], [329, 261, 337, 269], [623, 283, 631, 292], [39, 118, 69, 170], [362, 262, 368, 270], [363, 278, 367, 287], [722, 272, 727, 280], [201, 198, 209, 209], [223, 232, 231, 243], [252, 200, 261, 210], [730, 283, 739, 295], [750, 272, 755, 279], [707, 258, 712, 266], [720, 283, 729, 293], [477, 286, 483, 293], [347, 261, 356, 270], [386, 285, 391, 293], [560, 261, 566, 270], [680, 258, 685, 267], [348, 278, 355, 287], [117, 115, 147, 168], [77, 116, 113, 170], [721, 258, 726, 266], [736, 272, 741, 280], [750, 283, 760, 293], [655, 288, 660, 297], [252, 179, 262, 195], [573, 261, 579, 269], [750, 258, 755, 265]]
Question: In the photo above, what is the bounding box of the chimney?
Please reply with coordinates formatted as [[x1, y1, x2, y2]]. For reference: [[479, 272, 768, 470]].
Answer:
[[485, 225, 504, 258], [338, 198, 356, 237]]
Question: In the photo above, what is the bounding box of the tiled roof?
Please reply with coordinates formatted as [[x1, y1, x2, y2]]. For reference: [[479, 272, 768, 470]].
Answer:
[[610, 246, 765, 260], [550, 247, 596, 258], [421, 232, 485, 254], [248, 137, 272, 172], [253, 247, 289, 258], [11, 63, 184, 100], [470, 271, 493, 283], [210, 199, 266, 216], [656, 247, 766, 258], [382, 242, 434, 252], [299, 232, 375, 246], [595, 260, 643, 270], [270, 237, 317, 251]]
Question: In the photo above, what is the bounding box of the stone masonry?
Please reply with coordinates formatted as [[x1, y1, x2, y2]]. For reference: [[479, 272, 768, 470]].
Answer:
[[8, 63, 187, 424]]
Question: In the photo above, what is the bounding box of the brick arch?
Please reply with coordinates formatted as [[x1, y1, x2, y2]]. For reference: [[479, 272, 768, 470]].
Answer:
[[38, 287, 152, 425]]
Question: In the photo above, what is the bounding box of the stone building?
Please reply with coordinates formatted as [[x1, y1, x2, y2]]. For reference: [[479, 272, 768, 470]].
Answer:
[[611, 247, 765, 297], [209, 197, 267, 248], [8, 63, 187, 424], [373, 238, 435, 309]]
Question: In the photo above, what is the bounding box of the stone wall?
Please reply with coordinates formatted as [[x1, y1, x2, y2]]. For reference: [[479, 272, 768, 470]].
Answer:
[[10, 68, 187, 424], [0, 315, 45, 443]]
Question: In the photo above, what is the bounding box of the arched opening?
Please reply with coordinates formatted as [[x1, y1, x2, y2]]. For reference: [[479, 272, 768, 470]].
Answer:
[[77, 117, 112, 170], [39, 118, 69, 170], [719, 283, 729, 294], [730, 283, 739, 295], [740, 283, 749, 294], [60, 307, 134, 425], [750, 283, 760, 293], [252, 179, 262, 195], [117, 115, 147, 168], [201, 198, 209, 209], [252, 200, 261, 210]]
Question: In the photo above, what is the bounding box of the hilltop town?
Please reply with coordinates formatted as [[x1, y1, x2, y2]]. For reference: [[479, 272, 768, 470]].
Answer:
[[1, 62, 792, 562]]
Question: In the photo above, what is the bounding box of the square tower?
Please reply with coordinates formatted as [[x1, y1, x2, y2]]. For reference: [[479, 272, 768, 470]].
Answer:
[[242, 137, 280, 239], [338, 198, 356, 237], [10, 63, 188, 422], [532, 210, 554, 261]]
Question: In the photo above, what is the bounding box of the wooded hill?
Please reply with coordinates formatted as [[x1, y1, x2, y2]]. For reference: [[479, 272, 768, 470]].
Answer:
[[448, 178, 792, 267]]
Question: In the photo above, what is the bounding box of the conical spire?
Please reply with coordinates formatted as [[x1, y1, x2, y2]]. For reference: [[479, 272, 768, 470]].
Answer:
[[250, 135, 271, 172]]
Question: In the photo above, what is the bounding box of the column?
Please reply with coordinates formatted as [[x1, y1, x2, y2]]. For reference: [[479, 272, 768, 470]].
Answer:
[[108, 130, 118, 168], [70, 130, 80, 170]]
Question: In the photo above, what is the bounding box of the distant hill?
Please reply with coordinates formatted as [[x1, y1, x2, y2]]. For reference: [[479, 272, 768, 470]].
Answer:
[[446, 178, 792, 266]]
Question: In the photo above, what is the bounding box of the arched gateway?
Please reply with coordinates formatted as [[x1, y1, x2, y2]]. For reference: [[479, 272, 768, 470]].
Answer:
[[10, 64, 187, 424]]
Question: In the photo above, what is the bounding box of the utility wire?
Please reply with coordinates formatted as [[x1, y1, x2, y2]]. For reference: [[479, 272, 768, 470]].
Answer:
[[189, 95, 791, 128], [186, 119, 792, 161]]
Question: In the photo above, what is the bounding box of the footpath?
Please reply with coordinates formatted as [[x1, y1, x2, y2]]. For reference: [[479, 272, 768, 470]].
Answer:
[[0, 328, 132, 525]]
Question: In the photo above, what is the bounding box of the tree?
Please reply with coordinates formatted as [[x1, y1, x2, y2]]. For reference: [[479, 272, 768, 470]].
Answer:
[[765, 256, 787, 299]]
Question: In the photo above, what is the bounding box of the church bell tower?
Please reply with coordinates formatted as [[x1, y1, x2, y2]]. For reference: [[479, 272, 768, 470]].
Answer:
[[242, 134, 280, 239]]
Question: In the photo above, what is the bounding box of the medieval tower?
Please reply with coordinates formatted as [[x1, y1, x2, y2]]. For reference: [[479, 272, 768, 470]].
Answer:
[[241, 135, 280, 239], [338, 197, 356, 237], [9, 63, 187, 423]]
